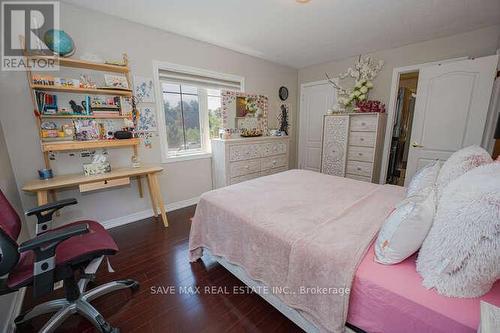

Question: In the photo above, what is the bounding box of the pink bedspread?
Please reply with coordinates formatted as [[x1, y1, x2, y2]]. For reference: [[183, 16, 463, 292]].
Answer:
[[189, 170, 405, 332], [348, 244, 500, 333]]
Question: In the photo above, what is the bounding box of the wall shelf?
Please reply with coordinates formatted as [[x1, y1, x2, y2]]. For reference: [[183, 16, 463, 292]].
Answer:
[[40, 114, 129, 119], [27, 55, 129, 73], [32, 84, 133, 96], [41, 138, 140, 152]]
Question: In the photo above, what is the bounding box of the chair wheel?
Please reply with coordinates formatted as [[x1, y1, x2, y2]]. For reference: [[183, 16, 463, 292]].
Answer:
[[14, 312, 25, 325], [121, 278, 139, 292], [104, 327, 120, 333], [130, 281, 140, 292]]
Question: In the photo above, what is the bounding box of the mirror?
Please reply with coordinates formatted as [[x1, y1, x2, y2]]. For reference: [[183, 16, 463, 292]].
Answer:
[[221, 91, 268, 132]]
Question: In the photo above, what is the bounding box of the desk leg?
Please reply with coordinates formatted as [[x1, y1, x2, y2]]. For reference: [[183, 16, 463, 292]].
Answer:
[[147, 174, 158, 218], [137, 176, 144, 198], [49, 190, 61, 216], [152, 173, 168, 227], [37, 190, 48, 206]]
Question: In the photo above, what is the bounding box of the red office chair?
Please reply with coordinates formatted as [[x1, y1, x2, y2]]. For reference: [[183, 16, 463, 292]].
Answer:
[[0, 190, 139, 333]]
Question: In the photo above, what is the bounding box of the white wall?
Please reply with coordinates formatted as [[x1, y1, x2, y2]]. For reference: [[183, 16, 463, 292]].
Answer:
[[0, 3, 298, 233], [297, 25, 500, 174], [298, 25, 500, 101]]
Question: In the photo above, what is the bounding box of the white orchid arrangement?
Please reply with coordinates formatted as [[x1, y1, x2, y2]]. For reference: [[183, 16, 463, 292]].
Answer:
[[326, 55, 384, 110]]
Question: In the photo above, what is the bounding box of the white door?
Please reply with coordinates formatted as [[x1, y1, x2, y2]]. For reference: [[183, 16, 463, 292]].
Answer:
[[299, 82, 335, 171], [405, 55, 498, 185]]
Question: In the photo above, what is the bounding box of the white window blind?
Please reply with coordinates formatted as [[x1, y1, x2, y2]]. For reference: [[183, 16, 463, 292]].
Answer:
[[159, 69, 241, 90]]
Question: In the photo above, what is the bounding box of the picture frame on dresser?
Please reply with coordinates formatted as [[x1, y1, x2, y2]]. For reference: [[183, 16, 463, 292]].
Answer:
[[211, 136, 290, 188], [320, 113, 386, 183]]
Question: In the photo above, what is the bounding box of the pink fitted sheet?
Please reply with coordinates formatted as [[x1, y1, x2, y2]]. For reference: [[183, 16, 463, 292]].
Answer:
[[347, 244, 500, 333]]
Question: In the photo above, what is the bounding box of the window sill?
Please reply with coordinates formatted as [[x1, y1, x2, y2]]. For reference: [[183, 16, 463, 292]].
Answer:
[[163, 152, 212, 164]]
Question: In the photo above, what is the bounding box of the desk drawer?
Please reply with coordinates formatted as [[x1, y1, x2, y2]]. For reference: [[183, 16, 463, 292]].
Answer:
[[79, 177, 130, 192]]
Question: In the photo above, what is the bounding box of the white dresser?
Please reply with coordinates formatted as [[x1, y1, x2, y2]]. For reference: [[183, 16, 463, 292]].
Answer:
[[321, 113, 386, 183], [211, 136, 290, 188]]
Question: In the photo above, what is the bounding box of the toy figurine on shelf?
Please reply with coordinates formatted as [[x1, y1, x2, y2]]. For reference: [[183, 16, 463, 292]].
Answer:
[[69, 100, 85, 114], [79, 74, 97, 89]]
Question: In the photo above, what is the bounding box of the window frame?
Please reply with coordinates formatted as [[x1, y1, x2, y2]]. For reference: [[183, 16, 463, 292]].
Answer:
[[152, 61, 244, 163]]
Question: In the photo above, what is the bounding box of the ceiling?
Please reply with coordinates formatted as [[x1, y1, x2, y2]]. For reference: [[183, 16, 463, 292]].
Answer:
[[63, 0, 500, 68]]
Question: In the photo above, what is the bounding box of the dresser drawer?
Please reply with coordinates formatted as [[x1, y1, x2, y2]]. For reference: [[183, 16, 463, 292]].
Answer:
[[349, 131, 376, 147], [350, 115, 378, 131], [346, 173, 372, 182], [261, 166, 288, 176], [230, 159, 261, 178], [261, 154, 288, 171], [347, 146, 375, 162], [346, 160, 373, 178], [79, 177, 130, 192], [229, 144, 261, 162], [261, 141, 288, 157], [230, 172, 260, 185]]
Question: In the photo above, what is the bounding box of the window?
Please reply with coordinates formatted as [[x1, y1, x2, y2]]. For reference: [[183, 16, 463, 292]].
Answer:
[[207, 89, 222, 139], [155, 62, 244, 162], [162, 83, 202, 153]]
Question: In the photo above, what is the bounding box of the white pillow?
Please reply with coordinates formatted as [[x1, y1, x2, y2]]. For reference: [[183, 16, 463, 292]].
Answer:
[[416, 162, 500, 297], [406, 160, 441, 197], [375, 188, 436, 265], [436, 145, 492, 195]]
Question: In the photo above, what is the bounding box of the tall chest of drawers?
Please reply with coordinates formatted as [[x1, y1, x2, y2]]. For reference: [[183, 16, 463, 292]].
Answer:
[[321, 113, 386, 183], [211, 136, 290, 188]]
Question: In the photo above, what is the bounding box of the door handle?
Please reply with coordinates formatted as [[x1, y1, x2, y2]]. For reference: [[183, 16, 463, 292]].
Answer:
[[412, 142, 424, 148]]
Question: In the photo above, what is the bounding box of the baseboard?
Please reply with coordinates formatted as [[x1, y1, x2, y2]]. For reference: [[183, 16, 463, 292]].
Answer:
[[5, 288, 26, 333], [100, 196, 199, 229]]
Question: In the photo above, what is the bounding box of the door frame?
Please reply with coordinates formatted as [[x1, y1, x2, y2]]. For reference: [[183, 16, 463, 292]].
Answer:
[[298, 80, 334, 169], [379, 57, 468, 184]]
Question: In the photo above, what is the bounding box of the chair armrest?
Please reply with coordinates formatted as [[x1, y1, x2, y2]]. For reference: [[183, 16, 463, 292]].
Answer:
[[19, 223, 88, 253], [25, 198, 77, 234], [26, 198, 77, 217], [18, 223, 89, 298]]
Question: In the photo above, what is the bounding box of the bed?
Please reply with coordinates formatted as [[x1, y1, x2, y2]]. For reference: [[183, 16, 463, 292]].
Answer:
[[189, 169, 500, 333]]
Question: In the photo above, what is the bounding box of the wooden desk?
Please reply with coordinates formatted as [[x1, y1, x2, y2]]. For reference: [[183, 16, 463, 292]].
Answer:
[[22, 165, 168, 227]]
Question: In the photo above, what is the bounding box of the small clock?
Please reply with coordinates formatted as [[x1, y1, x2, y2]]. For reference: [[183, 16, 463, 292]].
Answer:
[[279, 86, 289, 101]]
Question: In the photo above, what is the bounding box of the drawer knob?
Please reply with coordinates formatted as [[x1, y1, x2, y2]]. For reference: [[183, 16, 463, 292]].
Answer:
[[361, 122, 366, 126], [360, 138, 364, 141], [358, 153, 363, 156], [104, 180, 108, 184], [272, 160, 277, 164], [357, 167, 362, 171]]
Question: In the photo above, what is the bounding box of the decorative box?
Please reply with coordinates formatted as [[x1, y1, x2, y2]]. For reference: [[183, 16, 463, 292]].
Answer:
[[83, 162, 111, 176]]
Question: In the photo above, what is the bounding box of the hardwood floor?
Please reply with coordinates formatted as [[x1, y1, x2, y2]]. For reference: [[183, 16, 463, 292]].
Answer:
[[18, 205, 303, 333]]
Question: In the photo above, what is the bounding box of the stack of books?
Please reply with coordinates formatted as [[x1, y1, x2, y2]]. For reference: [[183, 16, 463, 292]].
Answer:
[[91, 105, 121, 117]]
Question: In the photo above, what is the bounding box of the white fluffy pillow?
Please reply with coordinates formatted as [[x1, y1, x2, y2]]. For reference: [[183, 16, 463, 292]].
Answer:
[[436, 145, 492, 195], [375, 188, 436, 265], [416, 162, 500, 297], [406, 160, 441, 197]]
